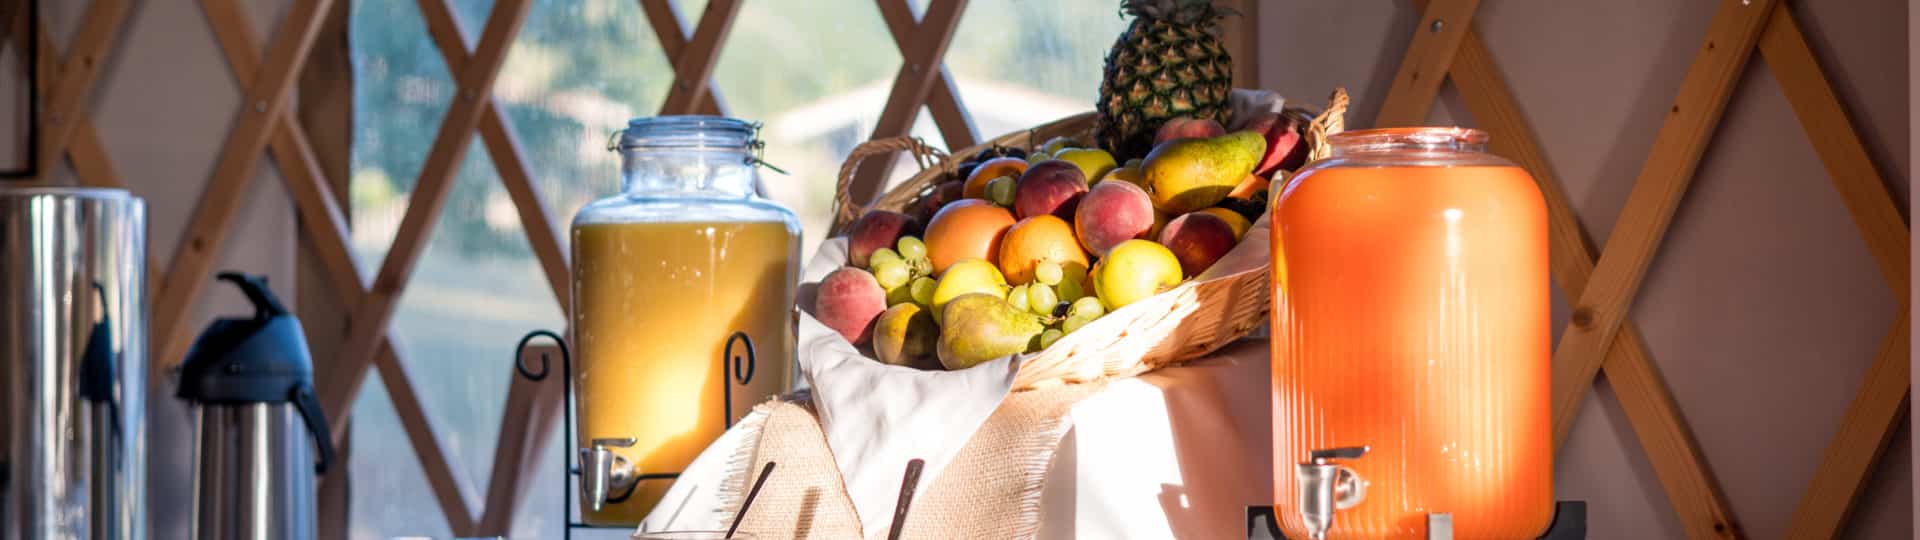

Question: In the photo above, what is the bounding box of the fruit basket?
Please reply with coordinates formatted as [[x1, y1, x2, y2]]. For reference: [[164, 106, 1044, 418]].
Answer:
[[811, 89, 1350, 392]]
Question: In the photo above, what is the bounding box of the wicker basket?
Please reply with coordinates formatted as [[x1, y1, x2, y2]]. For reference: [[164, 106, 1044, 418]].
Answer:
[[825, 89, 1350, 391]]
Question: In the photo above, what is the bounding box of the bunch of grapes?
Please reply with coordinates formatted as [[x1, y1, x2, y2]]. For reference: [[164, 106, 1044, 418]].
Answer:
[[1002, 260, 1106, 350], [869, 236, 937, 308]]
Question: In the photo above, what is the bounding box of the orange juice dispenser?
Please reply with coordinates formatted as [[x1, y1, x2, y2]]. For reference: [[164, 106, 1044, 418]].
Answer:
[[1271, 127, 1552, 539], [568, 116, 800, 526]]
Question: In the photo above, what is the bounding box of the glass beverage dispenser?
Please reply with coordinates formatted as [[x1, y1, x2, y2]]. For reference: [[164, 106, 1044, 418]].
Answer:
[[1271, 128, 1552, 539], [570, 116, 800, 525]]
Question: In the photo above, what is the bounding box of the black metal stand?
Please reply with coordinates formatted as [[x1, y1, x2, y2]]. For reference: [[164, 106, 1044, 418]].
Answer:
[[1248, 501, 1586, 539], [514, 330, 758, 540]]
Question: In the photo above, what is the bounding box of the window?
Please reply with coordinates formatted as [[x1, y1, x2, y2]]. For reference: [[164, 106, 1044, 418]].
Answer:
[[347, 1, 1128, 537]]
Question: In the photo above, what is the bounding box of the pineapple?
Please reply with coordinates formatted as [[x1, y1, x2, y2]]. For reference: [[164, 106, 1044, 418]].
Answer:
[[1096, 0, 1235, 160]]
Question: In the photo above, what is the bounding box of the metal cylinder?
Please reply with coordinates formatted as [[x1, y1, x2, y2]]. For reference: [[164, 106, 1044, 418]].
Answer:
[[0, 187, 148, 540], [191, 403, 315, 540]]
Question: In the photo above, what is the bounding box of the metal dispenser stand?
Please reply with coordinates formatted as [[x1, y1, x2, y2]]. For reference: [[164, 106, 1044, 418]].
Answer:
[[1248, 501, 1587, 539], [514, 329, 756, 540]]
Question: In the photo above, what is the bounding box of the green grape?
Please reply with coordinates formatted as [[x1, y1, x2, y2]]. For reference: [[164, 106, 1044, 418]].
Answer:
[[986, 176, 1016, 207], [1034, 261, 1063, 286], [1038, 328, 1065, 350], [908, 277, 937, 306], [1062, 314, 1093, 334], [869, 248, 903, 268], [873, 260, 911, 289], [897, 236, 928, 261], [1006, 284, 1031, 313], [1069, 296, 1106, 320], [1027, 283, 1058, 316], [885, 282, 915, 306]]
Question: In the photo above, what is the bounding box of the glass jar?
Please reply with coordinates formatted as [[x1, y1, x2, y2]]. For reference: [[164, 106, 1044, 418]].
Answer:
[[1271, 128, 1552, 539], [569, 116, 800, 526]]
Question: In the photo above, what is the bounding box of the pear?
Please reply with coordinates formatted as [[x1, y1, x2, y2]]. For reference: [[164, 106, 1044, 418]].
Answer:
[[1141, 131, 1266, 214], [937, 293, 1046, 370], [873, 303, 939, 369]]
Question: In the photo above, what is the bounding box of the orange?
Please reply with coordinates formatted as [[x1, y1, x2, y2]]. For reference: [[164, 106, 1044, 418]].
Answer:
[[1227, 172, 1270, 200], [924, 199, 1016, 274], [963, 157, 1029, 199], [996, 215, 1090, 285]]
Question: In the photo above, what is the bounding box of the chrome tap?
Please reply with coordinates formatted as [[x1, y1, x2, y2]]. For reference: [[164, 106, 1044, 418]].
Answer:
[[1296, 446, 1369, 540], [580, 437, 639, 511]]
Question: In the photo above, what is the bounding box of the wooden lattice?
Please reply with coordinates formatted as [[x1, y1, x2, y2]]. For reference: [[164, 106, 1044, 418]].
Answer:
[[1378, 1, 1908, 539]]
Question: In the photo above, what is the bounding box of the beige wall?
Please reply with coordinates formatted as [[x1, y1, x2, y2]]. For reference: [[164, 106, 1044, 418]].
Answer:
[[28, 1, 303, 537], [1261, 1, 1911, 538]]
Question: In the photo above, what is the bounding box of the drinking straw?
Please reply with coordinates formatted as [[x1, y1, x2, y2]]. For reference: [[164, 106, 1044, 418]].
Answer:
[[726, 461, 777, 538], [885, 459, 926, 540]]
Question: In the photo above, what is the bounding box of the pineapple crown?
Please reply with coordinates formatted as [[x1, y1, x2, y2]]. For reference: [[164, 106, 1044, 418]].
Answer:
[[1119, 0, 1235, 27]]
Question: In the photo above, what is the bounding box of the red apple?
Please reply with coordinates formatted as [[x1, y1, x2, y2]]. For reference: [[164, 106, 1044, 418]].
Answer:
[[1243, 111, 1310, 176], [1154, 117, 1227, 146]]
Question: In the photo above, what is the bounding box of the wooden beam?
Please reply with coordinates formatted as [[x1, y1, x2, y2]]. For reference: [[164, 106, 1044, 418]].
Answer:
[[1551, 0, 1778, 447], [1784, 312, 1910, 540], [153, 0, 337, 373], [848, 0, 970, 208], [34, 0, 127, 178], [638, 0, 726, 116], [376, 340, 482, 534], [1761, 6, 1912, 539], [874, 0, 977, 150], [1373, 0, 1478, 127], [1761, 6, 1909, 295], [321, 0, 532, 435], [1444, 26, 1743, 540], [475, 344, 566, 534], [657, 0, 741, 115]]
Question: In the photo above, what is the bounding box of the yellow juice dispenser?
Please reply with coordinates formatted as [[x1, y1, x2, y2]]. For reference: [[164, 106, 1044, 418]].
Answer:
[[568, 116, 800, 525]]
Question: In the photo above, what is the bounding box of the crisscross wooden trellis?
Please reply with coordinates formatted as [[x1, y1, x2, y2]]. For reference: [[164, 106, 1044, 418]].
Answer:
[[1377, 1, 1908, 538]]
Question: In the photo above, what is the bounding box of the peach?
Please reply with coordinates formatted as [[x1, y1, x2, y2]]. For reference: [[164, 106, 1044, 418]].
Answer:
[[1074, 181, 1156, 256], [1158, 212, 1238, 278], [815, 267, 888, 345], [1243, 111, 1309, 175], [1153, 116, 1227, 146], [1013, 160, 1089, 220], [846, 210, 921, 268], [963, 157, 1028, 200], [924, 199, 1016, 274]]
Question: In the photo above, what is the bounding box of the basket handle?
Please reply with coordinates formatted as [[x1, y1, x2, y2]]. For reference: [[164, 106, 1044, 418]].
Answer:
[[831, 137, 949, 234], [1306, 87, 1350, 162]]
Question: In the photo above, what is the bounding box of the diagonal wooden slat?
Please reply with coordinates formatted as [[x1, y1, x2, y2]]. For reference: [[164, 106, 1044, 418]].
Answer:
[[1760, 6, 1911, 539], [638, 0, 726, 116], [1372, 0, 1479, 127], [321, 0, 533, 436], [1550, 0, 1778, 447], [1436, 21, 1743, 540], [657, 0, 740, 115], [475, 343, 565, 534], [34, 0, 128, 178], [873, 0, 977, 151], [847, 0, 970, 208], [152, 0, 338, 374], [377, 338, 482, 534], [412, 0, 571, 314]]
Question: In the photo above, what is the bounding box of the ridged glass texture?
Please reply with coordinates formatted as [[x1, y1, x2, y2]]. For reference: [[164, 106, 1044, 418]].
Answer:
[[1271, 128, 1552, 539]]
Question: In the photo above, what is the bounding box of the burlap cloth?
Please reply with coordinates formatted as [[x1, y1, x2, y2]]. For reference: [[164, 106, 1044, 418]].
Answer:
[[723, 381, 1108, 539]]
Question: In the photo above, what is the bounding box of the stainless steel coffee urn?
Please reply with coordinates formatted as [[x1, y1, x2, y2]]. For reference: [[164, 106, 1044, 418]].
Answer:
[[178, 272, 334, 540], [0, 187, 149, 540]]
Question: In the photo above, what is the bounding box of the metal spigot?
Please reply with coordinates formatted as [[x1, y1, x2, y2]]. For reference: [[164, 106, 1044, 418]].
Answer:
[[1297, 446, 1369, 540], [580, 437, 638, 511]]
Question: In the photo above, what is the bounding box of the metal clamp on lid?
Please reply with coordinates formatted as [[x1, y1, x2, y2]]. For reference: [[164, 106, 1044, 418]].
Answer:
[[1297, 446, 1369, 540]]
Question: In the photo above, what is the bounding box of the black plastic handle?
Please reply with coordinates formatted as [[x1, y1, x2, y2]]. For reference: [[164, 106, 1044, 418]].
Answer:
[[290, 384, 336, 475], [216, 272, 289, 319]]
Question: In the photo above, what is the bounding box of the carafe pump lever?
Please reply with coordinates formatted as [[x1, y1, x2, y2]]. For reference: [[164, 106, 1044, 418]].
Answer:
[[1297, 445, 1370, 540]]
